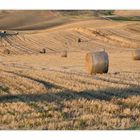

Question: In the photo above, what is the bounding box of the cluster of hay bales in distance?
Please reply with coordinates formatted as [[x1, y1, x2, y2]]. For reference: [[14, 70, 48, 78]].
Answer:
[[132, 48, 140, 60], [85, 50, 109, 74], [0, 32, 139, 76]]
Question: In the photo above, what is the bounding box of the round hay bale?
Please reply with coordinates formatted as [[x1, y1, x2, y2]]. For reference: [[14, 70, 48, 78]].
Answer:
[[132, 48, 140, 60], [85, 51, 109, 74], [40, 48, 46, 54], [61, 51, 67, 57], [3, 49, 10, 55], [78, 38, 81, 43]]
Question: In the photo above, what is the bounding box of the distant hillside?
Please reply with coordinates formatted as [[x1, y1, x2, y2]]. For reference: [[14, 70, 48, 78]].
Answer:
[[0, 10, 66, 30], [114, 10, 140, 16], [0, 10, 140, 30]]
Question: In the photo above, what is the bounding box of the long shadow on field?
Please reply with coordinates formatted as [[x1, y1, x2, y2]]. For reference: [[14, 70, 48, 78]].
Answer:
[[0, 70, 140, 104], [0, 86, 140, 104], [0, 69, 61, 90]]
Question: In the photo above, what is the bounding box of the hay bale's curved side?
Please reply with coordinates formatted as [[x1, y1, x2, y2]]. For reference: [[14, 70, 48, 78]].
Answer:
[[85, 51, 109, 74], [132, 49, 140, 60], [85, 53, 94, 74]]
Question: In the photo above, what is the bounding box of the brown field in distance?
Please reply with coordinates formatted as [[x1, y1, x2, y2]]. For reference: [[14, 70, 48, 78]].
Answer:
[[0, 10, 140, 130]]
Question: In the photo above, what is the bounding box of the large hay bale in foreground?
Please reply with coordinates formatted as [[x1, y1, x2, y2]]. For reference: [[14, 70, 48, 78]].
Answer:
[[132, 48, 140, 60], [61, 51, 67, 57], [85, 51, 109, 74]]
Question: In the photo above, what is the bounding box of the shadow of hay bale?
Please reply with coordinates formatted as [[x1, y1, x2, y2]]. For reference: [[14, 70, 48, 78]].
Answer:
[[0, 85, 139, 103]]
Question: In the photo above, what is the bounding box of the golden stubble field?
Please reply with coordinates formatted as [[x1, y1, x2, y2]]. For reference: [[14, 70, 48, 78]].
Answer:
[[0, 11, 140, 130]]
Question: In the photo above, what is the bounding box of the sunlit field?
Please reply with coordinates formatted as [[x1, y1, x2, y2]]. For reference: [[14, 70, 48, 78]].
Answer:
[[0, 10, 140, 130]]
